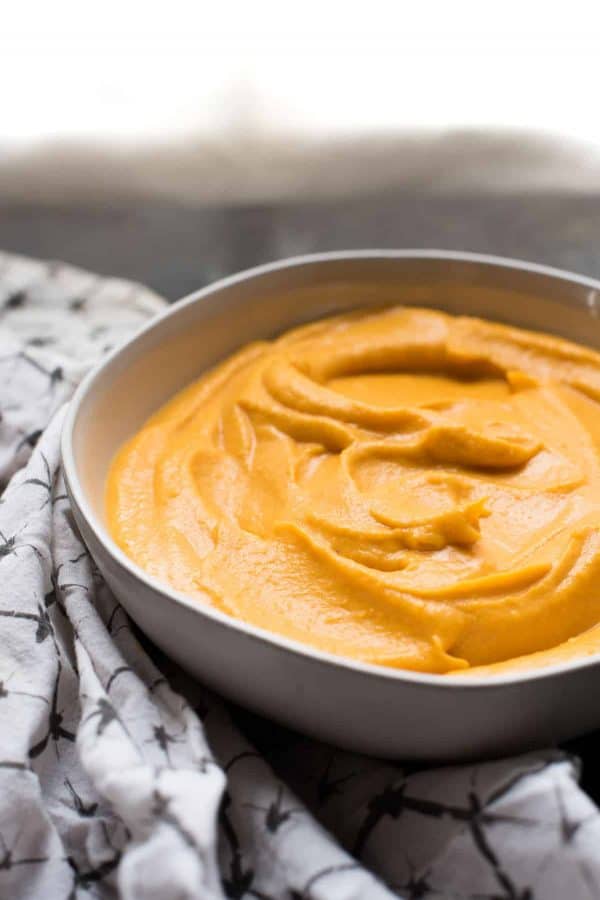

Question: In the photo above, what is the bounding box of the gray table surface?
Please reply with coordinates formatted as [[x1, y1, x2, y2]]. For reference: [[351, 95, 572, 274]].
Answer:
[[1, 192, 599, 301]]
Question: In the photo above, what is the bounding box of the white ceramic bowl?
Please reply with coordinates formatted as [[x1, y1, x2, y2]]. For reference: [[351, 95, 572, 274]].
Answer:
[[62, 251, 600, 761]]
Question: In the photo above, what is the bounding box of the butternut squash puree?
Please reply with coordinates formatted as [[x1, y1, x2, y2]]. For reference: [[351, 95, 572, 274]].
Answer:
[[106, 307, 600, 675]]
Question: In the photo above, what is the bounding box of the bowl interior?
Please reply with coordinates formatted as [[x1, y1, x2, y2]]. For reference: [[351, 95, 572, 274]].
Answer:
[[71, 252, 600, 527]]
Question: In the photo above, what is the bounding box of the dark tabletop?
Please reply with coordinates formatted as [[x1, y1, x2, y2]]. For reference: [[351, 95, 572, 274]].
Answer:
[[1, 191, 600, 301]]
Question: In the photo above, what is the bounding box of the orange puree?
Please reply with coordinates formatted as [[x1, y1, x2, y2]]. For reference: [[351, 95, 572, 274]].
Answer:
[[106, 307, 600, 675]]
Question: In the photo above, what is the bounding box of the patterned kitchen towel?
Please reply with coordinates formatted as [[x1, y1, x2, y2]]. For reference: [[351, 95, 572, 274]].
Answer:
[[0, 249, 599, 900]]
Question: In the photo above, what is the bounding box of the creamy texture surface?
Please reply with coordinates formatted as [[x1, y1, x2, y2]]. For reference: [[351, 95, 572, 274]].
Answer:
[[107, 307, 600, 674]]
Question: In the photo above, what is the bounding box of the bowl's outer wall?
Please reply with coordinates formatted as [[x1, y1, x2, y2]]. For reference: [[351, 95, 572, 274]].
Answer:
[[70, 495, 600, 760], [65, 252, 600, 759]]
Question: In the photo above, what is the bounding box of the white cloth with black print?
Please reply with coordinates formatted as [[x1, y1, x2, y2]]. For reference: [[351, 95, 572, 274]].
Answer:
[[1, 249, 599, 900]]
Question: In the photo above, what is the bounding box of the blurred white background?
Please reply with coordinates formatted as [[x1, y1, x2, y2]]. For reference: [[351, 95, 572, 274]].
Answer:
[[2, 1, 600, 203]]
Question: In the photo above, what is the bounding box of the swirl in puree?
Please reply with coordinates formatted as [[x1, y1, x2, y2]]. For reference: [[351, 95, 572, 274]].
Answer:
[[107, 307, 600, 674]]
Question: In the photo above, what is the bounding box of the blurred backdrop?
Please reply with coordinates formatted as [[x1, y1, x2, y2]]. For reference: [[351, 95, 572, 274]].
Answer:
[[2, 2, 600, 298]]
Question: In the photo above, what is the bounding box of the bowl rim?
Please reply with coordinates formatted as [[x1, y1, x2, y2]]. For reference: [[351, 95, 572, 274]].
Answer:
[[61, 248, 600, 691]]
